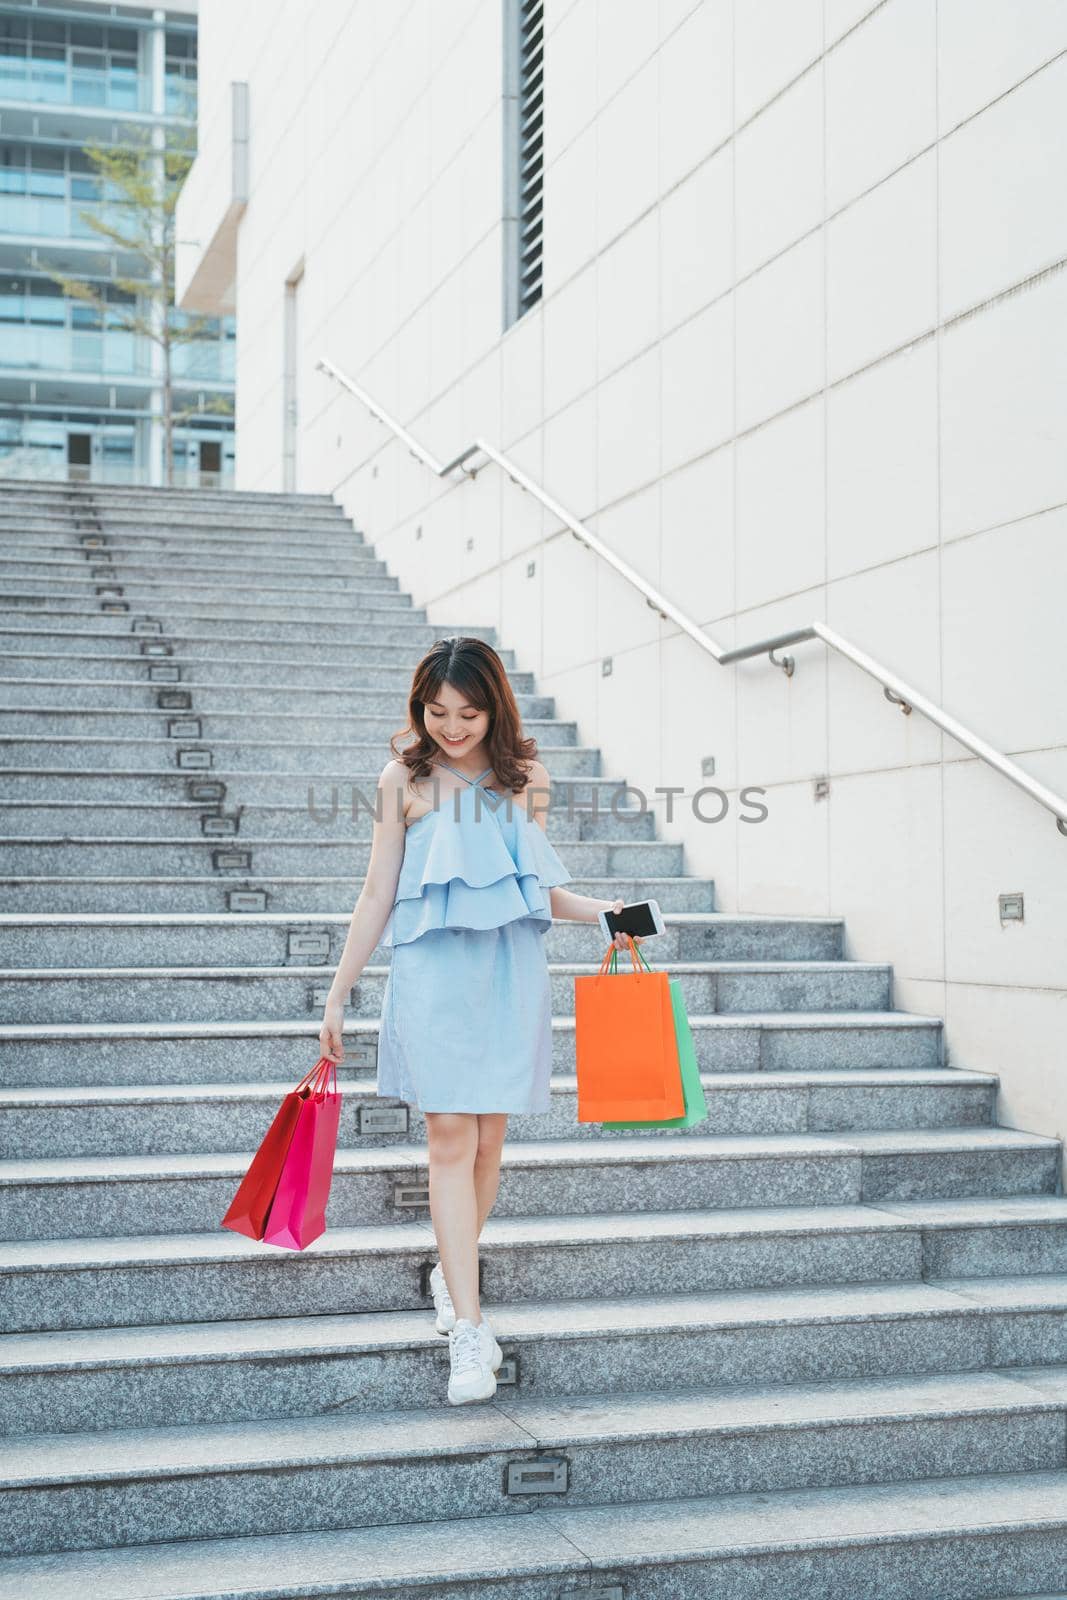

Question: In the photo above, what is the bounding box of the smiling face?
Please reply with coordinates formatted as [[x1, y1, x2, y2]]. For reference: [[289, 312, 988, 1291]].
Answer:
[[424, 679, 491, 764]]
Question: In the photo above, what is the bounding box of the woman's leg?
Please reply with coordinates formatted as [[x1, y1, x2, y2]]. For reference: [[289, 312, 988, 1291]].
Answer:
[[425, 1110, 481, 1325], [473, 1112, 508, 1234]]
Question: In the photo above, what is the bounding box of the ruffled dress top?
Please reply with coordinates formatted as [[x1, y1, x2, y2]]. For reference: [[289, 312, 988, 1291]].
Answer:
[[374, 762, 574, 1114]]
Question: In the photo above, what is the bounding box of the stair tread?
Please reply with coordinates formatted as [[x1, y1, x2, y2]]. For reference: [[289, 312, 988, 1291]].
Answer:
[[0, 1008, 942, 1039], [3, 1193, 1065, 1270], [6, 1363, 1067, 1483], [2, 958, 886, 976], [0, 1126, 1055, 1184], [0, 1467, 1062, 1599], [0, 910, 838, 925], [1, 1273, 1062, 1370], [0, 873, 702, 889], [0, 1066, 999, 1104]]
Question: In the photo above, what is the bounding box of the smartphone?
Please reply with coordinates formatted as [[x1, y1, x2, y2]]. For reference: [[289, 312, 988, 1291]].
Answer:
[[597, 898, 665, 942]]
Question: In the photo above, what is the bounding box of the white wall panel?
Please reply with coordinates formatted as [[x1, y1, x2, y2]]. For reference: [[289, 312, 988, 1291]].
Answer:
[[180, 0, 1067, 1152]]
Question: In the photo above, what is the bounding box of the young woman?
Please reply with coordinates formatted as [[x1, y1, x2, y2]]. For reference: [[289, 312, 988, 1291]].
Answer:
[[319, 636, 641, 1405]]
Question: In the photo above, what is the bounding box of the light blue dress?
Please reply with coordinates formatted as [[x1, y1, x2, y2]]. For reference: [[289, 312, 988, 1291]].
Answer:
[[374, 762, 574, 1113]]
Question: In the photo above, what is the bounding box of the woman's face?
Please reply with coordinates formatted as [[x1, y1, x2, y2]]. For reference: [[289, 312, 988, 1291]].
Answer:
[[424, 680, 490, 760]]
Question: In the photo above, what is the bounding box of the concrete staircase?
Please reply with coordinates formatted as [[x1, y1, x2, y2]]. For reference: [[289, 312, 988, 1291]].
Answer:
[[0, 477, 1065, 1598]]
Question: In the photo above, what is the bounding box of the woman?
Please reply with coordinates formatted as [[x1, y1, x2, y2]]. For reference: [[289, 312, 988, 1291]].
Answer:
[[319, 636, 639, 1404]]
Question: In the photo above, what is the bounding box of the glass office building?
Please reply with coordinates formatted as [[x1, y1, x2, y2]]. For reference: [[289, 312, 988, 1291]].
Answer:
[[0, 0, 235, 486]]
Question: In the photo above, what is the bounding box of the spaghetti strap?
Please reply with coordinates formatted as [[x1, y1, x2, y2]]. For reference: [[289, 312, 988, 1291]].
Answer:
[[437, 760, 495, 791]]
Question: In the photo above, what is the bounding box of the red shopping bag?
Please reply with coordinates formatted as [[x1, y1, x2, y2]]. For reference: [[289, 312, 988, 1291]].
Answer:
[[263, 1057, 342, 1250], [221, 1056, 341, 1248], [574, 933, 685, 1123]]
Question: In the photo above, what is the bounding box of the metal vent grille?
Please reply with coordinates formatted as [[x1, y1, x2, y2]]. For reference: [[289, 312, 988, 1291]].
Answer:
[[503, 0, 544, 328], [516, 0, 544, 317]]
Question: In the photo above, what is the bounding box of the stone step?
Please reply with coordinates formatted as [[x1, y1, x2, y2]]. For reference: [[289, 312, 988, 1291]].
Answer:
[[0, 869, 697, 914], [0, 736, 597, 775], [0, 788, 649, 838], [0, 793, 653, 841], [0, 677, 556, 716], [4, 1194, 1067, 1336], [0, 958, 891, 1025], [0, 547, 387, 582], [0, 1466, 1061, 1599], [0, 506, 354, 533], [0, 479, 336, 509], [0, 653, 535, 691], [0, 510, 361, 542], [0, 1069, 997, 1158], [0, 493, 344, 514], [0, 508, 356, 534], [0, 766, 639, 809], [0, 610, 510, 648], [0, 706, 577, 746], [2, 1269, 1043, 1434], [2, 1128, 1056, 1243], [0, 547, 388, 585], [3, 1366, 1067, 1558], [0, 586, 416, 622], [0, 833, 680, 885], [0, 1011, 943, 1083], [0, 568, 401, 602], [0, 515, 363, 544], [0, 619, 504, 662], [0, 909, 841, 965]]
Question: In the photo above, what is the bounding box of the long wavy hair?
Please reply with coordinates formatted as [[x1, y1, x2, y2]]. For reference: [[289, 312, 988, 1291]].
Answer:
[[390, 636, 538, 793]]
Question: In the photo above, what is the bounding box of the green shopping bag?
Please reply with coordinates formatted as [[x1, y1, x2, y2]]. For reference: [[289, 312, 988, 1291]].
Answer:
[[602, 940, 708, 1130]]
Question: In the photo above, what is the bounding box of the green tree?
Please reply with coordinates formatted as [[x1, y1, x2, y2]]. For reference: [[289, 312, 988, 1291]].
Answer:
[[45, 119, 223, 485]]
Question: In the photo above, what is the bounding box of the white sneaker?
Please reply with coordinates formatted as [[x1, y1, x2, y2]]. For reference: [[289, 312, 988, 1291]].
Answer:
[[429, 1261, 455, 1333], [479, 1316, 503, 1370], [447, 1317, 497, 1404]]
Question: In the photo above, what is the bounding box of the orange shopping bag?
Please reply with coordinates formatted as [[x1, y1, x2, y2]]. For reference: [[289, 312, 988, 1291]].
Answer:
[[574, 933, 685, 1123]]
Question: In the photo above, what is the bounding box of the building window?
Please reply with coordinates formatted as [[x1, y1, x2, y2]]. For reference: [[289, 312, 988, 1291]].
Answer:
[[503, 0, 543, 329], [0, 13, 150, 113]]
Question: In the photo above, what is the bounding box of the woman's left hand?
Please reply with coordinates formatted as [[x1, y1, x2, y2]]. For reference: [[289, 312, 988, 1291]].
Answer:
[[608, 897, 642, 950]]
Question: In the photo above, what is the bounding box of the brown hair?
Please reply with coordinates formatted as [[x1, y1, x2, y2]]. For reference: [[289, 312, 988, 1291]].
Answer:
[[390, 636, 538, 792]]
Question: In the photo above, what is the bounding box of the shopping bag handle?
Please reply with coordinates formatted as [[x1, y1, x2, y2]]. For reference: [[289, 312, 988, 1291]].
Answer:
[[598, 931, 654, 977], [296, 1055, 338, 1100]]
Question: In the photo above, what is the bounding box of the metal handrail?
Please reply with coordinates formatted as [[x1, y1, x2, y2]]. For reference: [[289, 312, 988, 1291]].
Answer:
[[318, 353, 1067, 837]]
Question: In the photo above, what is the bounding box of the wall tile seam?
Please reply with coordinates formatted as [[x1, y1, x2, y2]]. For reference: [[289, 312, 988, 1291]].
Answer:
[[939, 979, 1067, 999], [294, 238, 504, 429], [467, 228, 1062, 464], [310, 96, 502, 265], [544, 0, 890, 179], [936, 40, 1067, 143], [317, 244, 1062, 536], [940, 254, 1067, 334], [729, 0, 740, 915], [820, 0, 831, 833], [933, 498, 1067, 558], [933, 0, 949, 1053], [544, 38, 1067, 310], [312, 0, 443, 167], [302, 215, 504, 375], [298, 43, 1066, 427], [503, 244, 1067, 488], [240, 3, 421, 183]]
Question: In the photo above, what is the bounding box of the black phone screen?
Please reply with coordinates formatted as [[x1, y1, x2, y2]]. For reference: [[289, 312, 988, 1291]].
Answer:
[[603, 900, 658, 937]]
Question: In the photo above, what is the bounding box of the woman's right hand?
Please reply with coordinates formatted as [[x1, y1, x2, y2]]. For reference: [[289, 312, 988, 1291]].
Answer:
[[319, 999, 345, 1064]]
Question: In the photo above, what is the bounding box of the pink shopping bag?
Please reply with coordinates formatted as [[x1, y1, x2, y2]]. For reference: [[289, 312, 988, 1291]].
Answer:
[[221, 1055, 331, 1242], [261, 1056, 342, 1250]]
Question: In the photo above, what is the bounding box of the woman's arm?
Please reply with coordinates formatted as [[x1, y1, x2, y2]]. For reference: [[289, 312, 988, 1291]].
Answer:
[[319, 759, 408, 1062], [525, 759, 639, 948]]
